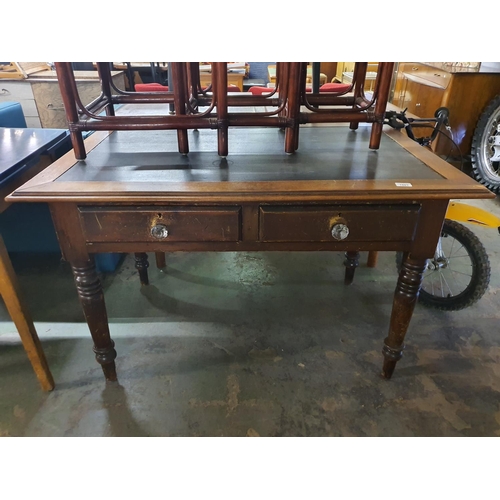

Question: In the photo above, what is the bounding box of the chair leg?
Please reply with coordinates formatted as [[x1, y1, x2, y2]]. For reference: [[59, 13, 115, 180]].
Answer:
[[134, 253, 149, 285], [344, 251, 360, 285], [0, 236, 54, 391], [155, 252, 166, 269], [367, 251, 379, 268]]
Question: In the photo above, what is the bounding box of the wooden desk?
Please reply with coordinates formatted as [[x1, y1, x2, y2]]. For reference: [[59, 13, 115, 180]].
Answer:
[[267, 65, 327, 85], [7, 123, 492, 383], [199, 71, 244, 91], [0, 128, 68, 391]]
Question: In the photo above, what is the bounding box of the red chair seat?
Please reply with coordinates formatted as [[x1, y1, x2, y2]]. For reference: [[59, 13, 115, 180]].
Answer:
[[248, 86, 276, 95], [134, 83, 241, 92], [319, 82, 351, 93], [134, 83, 169, 92]]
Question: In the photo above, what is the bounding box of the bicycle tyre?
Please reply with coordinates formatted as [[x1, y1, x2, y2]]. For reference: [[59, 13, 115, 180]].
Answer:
[[471, 94, 500, 194], [396, 219, 491, 311]]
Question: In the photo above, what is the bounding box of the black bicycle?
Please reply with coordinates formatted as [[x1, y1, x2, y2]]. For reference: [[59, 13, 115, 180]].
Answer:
[[383, 107, 493, 311], [471, 95, 500, 193]]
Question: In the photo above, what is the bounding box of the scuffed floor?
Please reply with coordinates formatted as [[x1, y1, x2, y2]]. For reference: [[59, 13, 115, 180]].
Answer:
[[0, 197, 499, 437]]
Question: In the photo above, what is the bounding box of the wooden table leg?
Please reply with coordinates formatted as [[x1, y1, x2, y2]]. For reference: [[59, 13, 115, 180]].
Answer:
[[367, 251, 378, 268], [134, 252, 149, 285], [0, 236, 55, 391], [344, 251, 359, 285], [71, 259, 117, 381], [382, 255, 427, 379], [50, 204, 117, 382], [155, 252, 166, 269]]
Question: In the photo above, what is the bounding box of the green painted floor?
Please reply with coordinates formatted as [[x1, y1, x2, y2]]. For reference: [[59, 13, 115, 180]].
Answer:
[[1, 197, 499, 437]]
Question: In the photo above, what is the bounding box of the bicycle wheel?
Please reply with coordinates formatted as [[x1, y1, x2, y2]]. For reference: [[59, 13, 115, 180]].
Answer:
[[471, 94, 500, 193], [396, 219, 491, 311]]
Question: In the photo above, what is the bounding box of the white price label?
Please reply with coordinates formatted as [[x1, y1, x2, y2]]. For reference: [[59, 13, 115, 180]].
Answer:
[[395, 182, 413, 187]]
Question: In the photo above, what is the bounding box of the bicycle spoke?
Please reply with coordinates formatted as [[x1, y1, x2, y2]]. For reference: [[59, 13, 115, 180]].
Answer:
[[443, 268, 472, 295], [449, 238, 457, 258], [448, 269, 473, 278], [438, 270, 445, 297], [422, 264, 473, 297], [418, 223, 487, 307], [449, 243, 465, 258], [440, 271, 455, 297]]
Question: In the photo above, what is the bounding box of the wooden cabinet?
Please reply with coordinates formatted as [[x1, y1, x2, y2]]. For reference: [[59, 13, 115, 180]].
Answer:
[[319, 62, 337, 83], [199, 72, 244, 91], [334, 62, 379, 91], [391, 62, 500, 156], [1, 80, 43, 127], [0, 70, 125, 128]]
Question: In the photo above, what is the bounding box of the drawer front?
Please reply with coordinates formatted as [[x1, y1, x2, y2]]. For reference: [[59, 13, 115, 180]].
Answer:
[[0, 97, 38, 118], [25, 116, 41, 128], [18, 99, 38, 117], [402, 79, 445, 118], [0, 81, 35, 100], [80, 206, 241, 243], [401, 63, 450, 90], [259, 205, 420, 242]]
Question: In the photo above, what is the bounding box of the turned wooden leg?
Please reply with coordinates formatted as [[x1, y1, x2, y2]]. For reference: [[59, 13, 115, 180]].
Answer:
[[134, 252, 149, 285], [155, 252, 166, 269], [382, 256, 427, 379], [367, 251, 378, 268], [72, 260, 117, 381], [344, 251, 359, 285], [0, 236, 54, 391]]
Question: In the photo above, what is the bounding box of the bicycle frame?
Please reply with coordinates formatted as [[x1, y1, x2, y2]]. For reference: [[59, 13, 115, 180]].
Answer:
[[446, 202, 500, 231]]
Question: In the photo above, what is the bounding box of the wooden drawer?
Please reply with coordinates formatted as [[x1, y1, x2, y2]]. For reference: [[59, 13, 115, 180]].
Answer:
[[79, 206, 241, 243], [259, 205, 420, 242]]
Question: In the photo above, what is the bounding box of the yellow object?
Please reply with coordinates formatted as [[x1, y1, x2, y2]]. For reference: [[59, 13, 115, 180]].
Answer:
[[446, 202, 500, 228]]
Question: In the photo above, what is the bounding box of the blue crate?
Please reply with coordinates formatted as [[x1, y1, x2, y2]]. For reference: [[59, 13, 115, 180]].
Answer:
[[0, 201, 124, 273]]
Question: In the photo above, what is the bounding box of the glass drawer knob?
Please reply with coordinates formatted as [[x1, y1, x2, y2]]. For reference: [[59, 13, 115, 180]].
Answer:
[[151, 224, 169, 239], [331, 223, 349, 240]]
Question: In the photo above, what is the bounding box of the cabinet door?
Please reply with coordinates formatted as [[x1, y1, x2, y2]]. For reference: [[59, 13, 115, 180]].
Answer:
[[334, 63, 345, 82], [402, 80, 444, 118], [391, 64, 408, 108], [418, 85, 444, 119]]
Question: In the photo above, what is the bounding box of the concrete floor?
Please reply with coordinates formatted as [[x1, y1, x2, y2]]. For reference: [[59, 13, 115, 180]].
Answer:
[[0, 196, 499, 437]]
